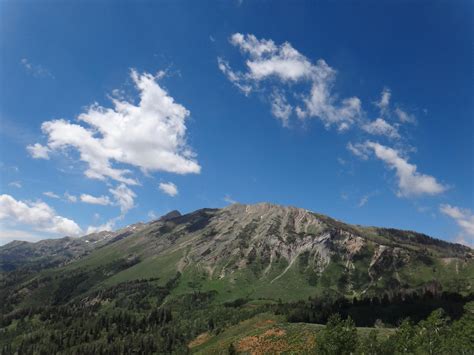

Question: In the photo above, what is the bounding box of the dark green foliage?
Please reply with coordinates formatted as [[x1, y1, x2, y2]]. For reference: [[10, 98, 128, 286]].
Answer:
[[275, 291, 473, 326], [315, 314, 358, 354]]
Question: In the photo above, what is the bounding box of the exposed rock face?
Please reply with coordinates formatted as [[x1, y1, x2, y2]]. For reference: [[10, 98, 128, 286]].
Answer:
[[2, 203, 472, 298]]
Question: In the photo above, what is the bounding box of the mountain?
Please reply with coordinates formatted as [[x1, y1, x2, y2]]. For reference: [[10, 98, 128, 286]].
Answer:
[[0, 223, 147, 272], [1, 203, 473, 354], [1, 203, 472, 304]]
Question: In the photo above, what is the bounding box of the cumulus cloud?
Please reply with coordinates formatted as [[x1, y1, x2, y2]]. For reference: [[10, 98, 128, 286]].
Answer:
[[0, 194, 82, 236], [159, 182, 178, 197], [362, 118, 400, 139], [363, 141, 447, 197], [219, 33, 361, 129], [440, 204, 474, 246], [28, 69, 201, 185], [80, 194, 112, 206], [27, 143, 50, 159]]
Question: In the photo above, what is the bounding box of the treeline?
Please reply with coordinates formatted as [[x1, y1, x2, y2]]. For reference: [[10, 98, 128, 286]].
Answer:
[[314, 302, 474, 355], [274, 290, 473, 326], [0, 277, 265, 354]]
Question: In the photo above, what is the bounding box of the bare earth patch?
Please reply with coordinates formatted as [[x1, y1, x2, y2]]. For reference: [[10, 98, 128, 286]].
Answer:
[[188, 332, 212, 348]]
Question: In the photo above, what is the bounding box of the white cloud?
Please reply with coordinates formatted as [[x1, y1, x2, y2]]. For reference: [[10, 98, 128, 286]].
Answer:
[[43, 191, 60, 199], [364, 141, 447, 197], [270, 91, 292, 126], [20, 58, 54, 78], [358, 195, 369, 207], [84, 185, 135, 233], [375, 88, 391, 115], [29, 69, 201, 185], [440, 204, 474, 246], [148, 210, 158, 220], [85, 218, 117, 234], [159, 182, 178, 197], [217, 57, 252, 95], [80, 194, 112, 206], [27, 143, 50, 159], [64, 192, 77, 203], [0, 194, 82, 236], [109, 184, 136, 214], [219, 33, 362, 129], [347, 142, 369, 160], [8, 181, 22, 188], [395, 107, 417, 124], [223, 194, 237, 204], [362, 118, 400, 139]]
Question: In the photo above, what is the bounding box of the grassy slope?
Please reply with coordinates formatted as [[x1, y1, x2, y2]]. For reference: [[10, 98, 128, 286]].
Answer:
[[8, 210, 473, 311], [190, 313, 395, 354]]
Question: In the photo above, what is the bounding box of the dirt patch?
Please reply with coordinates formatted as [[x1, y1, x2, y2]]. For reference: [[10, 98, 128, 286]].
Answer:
[[188, 332, 212, 348], [262, 328, 286, 337], [237, 327, 288, 354]]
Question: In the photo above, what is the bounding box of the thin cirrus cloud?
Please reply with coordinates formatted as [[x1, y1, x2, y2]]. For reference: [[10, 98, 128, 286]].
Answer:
[[440, 204, 474, 246], [348, 141, 448, 198], [159, 182, 179, 197], [20, 58, 54, 79], [27, 69, 201, 185], [0, 194, 82, 236]]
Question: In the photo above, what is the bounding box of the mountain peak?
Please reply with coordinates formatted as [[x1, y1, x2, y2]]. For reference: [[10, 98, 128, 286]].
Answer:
[[159, 210, 182, 221]]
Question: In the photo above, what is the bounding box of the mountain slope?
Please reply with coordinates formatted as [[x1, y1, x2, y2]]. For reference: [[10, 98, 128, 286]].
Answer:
[[2, 203, 472, 311]]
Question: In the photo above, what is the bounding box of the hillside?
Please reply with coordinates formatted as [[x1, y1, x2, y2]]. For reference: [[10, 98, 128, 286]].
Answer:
[[1, 203, 473, 353], [1, 203, 472, 305]]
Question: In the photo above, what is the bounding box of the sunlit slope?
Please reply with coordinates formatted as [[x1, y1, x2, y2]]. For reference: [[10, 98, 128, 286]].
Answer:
[[4, 203, 472, 308]]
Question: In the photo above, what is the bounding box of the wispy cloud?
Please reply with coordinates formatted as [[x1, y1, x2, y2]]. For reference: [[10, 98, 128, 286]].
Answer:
[[8, 181, 22, 188], [223, 194, 237, 204], [43, 191, 60, 199], [218, 33, 361, 130], [440, 204, 474, 246], [349, 141, 447, 198], [20, 58, 54, 78], [159, 182, 179, 197], [80, 194, 112, 206]]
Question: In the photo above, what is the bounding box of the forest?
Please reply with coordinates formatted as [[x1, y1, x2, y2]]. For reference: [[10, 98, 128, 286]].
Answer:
[[1, 273, 473, 354]]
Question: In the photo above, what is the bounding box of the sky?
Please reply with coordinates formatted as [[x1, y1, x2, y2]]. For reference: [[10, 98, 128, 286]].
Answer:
[[0, 0, 473, 246]]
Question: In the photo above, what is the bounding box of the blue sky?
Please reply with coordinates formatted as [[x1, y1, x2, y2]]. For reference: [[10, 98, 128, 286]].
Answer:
[[0, 0, 473, 246]]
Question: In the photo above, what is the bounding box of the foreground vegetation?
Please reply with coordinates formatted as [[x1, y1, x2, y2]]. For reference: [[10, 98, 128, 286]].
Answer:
[[1, 273, 472, 354]]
